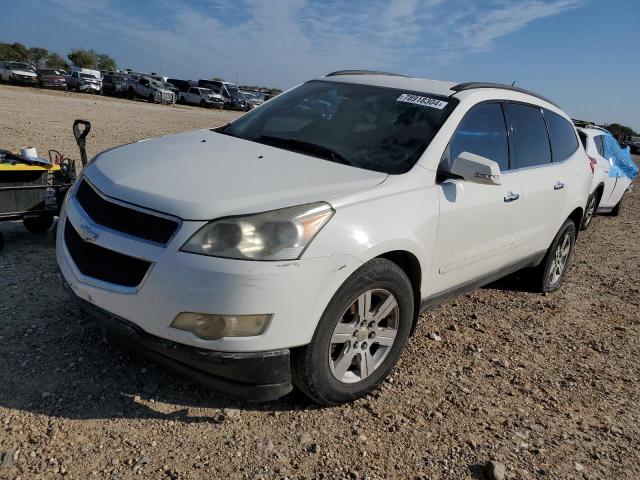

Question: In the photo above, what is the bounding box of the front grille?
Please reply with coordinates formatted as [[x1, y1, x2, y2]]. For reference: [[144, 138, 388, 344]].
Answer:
[[0, 170, 47, 215], [64, 219, 151, 288], [75, 180, 179, 245]]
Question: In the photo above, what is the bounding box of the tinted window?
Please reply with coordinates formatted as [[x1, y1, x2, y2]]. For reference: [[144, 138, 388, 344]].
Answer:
[[508, 104, 552, 168], [544, 110, 579, 162], [443, 103, 509, 172], [594, 135, 605, 156]]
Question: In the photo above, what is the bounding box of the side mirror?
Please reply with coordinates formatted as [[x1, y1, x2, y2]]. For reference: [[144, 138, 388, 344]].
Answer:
[[450, 151, 501, 185]]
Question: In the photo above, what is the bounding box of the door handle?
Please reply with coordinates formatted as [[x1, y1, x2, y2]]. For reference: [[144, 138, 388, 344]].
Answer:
[[554, 181, 565, 190], [504, 191, 520, 202]]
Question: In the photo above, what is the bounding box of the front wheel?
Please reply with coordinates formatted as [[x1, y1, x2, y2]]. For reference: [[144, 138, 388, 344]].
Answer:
[[580, 194, 597, 230], [292, 258, 414, 405], [532, 219, 576, 293]]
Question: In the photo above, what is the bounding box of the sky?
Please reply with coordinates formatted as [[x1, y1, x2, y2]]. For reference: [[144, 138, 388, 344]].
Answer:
[[2, 0, 639, 131]]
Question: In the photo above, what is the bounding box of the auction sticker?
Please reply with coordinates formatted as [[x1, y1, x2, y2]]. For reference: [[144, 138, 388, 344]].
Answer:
[[397, 93, 448, 109]]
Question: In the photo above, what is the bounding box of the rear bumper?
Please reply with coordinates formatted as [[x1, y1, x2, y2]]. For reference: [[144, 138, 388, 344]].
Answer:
[[62, 278, 293, 402]]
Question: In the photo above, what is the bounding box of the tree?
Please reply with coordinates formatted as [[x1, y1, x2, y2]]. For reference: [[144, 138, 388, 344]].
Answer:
[[212, 76, 225, 81], [46, 52, 69, 70], [67, 49, 96, 68], [0, 42, 28, 61], [28, 47, 49, 67], [603, 123, 638, 137], [96, 53, 117, 71]]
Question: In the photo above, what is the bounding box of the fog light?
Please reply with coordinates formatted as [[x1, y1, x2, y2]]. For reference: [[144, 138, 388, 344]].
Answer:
[[170, 312, 271, 340]]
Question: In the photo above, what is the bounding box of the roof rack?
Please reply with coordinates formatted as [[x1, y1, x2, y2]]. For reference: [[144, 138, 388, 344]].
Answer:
[[325, 70, 407, 78], [451, 82, 559, 108]]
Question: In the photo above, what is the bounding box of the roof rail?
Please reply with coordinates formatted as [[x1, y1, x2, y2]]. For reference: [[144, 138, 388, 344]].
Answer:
[[325, 70, 407, 78], [451, 82, 559, 108]]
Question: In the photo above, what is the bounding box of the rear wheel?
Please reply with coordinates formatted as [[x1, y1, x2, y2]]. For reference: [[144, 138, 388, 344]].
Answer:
[[610, 197, 623, 216], [148, 94, 155, 103], [23, 215, 54, 234], [531, 219, 576, 293], [292, 258, 414, 405]]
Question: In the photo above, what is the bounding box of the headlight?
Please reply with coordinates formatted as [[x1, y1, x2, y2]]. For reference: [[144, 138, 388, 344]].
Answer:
[[181, 202, 334, 261]]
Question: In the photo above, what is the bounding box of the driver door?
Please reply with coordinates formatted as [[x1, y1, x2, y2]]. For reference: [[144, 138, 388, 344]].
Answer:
[[431, 102, 521, 294]]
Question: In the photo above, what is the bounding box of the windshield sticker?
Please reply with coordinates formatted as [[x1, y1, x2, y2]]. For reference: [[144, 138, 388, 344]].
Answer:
[[397, 94, 448, 109]]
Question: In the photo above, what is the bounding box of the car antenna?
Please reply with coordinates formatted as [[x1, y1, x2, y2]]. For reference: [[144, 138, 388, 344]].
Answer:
[[511, 80, 516, 86]]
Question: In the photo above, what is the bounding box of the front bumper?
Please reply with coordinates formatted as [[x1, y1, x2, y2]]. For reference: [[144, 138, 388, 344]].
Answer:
[[79, 83, 101, 92], [11, 76, 37, 85], [56, 185, 362, 352], [63, 277, 293, 401]]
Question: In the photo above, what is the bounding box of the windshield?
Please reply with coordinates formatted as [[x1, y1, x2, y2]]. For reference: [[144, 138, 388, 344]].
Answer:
[[9, 62, 32, 71], [225, 84, 240, 97], [219, 80, 457, 174]]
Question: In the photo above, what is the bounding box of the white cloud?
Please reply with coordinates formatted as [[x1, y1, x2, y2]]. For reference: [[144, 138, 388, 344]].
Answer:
[[43, 0, 583, 87]]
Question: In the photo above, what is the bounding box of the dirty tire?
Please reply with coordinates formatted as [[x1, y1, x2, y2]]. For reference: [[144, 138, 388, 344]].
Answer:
[[23, 215, 54, 234], [532, 219, 576, 293], [292, 258, 414, 405]]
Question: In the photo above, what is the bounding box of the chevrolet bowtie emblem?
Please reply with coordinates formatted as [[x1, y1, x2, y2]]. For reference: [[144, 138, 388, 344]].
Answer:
[[79, 224, 99, 243]]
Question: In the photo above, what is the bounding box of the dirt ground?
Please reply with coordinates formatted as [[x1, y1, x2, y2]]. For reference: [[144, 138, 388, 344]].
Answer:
[[1, 84, 639, 480]]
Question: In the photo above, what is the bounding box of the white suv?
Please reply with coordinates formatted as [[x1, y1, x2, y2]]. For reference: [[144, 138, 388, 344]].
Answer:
[[57, 71, 591, 405], [576, 126, 633, 219]]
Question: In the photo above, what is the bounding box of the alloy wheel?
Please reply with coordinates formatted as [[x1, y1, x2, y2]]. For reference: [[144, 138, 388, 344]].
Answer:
[[548, 232, 571, 286], [328, 288, 400, 384], [584, 196, 596, 227]]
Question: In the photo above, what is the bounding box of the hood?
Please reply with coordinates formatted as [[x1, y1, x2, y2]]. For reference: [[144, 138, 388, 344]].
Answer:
[[84, 129, 387, 220], [12, 69, 36, 77]]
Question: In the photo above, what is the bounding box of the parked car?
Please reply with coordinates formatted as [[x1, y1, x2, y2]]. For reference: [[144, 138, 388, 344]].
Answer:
[[57, 71, 591, 405], [576, 126, 634, 216], [197, 80, 250, 111], [623, 135, 640, 155], [241, 90, 266, 108], [127, 75, 176, 103], [0, 61, 38, 85], [66, 69, 102, 93], [167, 78, 191, 94], [101, 74, 128, 96], [36, 68, 67, 90], [178, 87, 224, 108]]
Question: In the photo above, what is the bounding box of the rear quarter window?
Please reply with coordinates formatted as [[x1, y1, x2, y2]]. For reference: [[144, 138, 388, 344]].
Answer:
[[544, 110, 579, 162]]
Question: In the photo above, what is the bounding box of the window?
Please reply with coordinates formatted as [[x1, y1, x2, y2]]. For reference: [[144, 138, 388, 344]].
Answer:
[[442, 103, 509, 172], [508, 103, 552, 168], [544, 110, 579, 162], [594, 135, 605, 156], [221, 80, 458, 174], [189, 88, 198, 94]]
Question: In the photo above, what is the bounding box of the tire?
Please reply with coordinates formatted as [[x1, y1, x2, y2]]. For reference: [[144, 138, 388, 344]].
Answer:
[[0, 232, 5, 252], [23, 215, 54, 234], [200, 100, 205, 107], [531, 219, 576, 293], [148, 94, 155, 103], [610, 197, 622, 217], [580, 194, 597, 230], [292, 258, 414, 405]]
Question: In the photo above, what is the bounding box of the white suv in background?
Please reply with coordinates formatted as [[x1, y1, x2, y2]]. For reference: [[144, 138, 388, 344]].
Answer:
[[577, 126, 633, 218], [57, 71, 591, 405]]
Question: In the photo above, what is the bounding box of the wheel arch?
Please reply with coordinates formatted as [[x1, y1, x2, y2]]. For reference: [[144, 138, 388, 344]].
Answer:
[[375, 250, 423, 335], [568, 206, 584, 234]]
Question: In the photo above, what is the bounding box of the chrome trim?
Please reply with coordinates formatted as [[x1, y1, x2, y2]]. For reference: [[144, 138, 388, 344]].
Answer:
[[75, 178, 182, 247], [62, 215, 156, 295]]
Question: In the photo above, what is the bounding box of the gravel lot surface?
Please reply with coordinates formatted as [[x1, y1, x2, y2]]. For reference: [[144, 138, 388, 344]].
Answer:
[[1, 85, 639, 480]]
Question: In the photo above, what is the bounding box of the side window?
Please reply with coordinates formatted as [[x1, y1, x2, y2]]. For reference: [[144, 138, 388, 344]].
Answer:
[[508, 103, 552, 169], [188, 88, 197, 94], [442, 103, 509, 172], [595, 135, 605, 156], [544, 110, 579, 162]]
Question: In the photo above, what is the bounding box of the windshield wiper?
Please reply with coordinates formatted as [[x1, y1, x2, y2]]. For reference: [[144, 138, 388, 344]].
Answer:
[[257, 135, 356, 167]]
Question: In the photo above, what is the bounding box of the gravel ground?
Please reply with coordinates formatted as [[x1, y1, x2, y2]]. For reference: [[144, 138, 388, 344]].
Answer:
[[1, 84, 639, 480]]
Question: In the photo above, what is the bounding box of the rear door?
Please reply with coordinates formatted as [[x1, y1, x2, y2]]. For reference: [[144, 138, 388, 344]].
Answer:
[[505, 103, 565, 259], [432, 102, 522, 293]]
